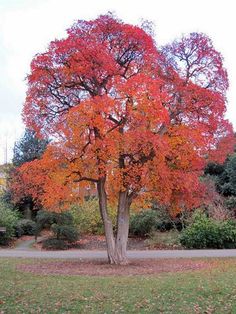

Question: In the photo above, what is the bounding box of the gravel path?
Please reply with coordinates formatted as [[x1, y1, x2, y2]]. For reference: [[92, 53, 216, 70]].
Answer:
[[1, 249, 236, 259]]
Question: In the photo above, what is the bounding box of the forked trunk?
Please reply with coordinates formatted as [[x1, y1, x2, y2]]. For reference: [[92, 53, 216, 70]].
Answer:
[[24, 202, 32, 220], [97, 179, 132, 265]]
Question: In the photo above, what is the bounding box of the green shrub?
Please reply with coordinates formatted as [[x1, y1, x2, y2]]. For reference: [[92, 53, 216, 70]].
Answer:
[[0, 200, 19, 245], [154, 209, 177, 231], [35, 210, 55, 229], [15, 219, 36, 237], [42, 238, 68, 250], [225, 197, 236, 210], [70, 199, 117, 235], [129, 209, 175, 237], [35, 210, 79, 247], [55, 212, 74, 225], [129, 210, 158, 237], [218, 220, 236, 248], [51, 224, 78, 243], [36, 210, 74, 228], [71, 200, 177, 237], [180, 212, 236, 249]]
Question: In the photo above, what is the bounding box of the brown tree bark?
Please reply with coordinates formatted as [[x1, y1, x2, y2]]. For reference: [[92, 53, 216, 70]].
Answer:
[[23, 202, 32, 220], [114, 190, 132, 264], [97, 178, 133, 264], [97, 178, 117, 264]]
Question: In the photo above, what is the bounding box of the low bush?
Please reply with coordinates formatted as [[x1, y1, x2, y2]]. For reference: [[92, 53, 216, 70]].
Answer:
[[42, 238, 68, 250], [180, 212, 236, 249], [51, 224, 78, 243], [15, 219, 36, 237], [129, 210, 158, 237], [71, 200, 180, 237], [35, 210, 79, 247], [36, 210, 75, 229], [129, 208, 176, 237], [219, 220, 236, 248], [35, 210, 55, 229], [55, 212, 74, 225], [70, 199, 117, 235], [0, 200, 19, 245]]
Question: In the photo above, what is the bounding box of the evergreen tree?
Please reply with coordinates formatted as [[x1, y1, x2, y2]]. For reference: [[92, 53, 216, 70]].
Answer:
[[10, 129, 48, 218], [13, 129, 48, 167]]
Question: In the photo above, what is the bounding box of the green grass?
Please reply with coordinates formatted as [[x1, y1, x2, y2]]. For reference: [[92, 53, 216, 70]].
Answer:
[[1, 258, 236, 313]]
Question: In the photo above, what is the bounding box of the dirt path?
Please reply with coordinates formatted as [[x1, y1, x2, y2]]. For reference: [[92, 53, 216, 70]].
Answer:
[[14, 236, 45, 251], [15, 238, 36, 250], [1, 248, 236, 259]]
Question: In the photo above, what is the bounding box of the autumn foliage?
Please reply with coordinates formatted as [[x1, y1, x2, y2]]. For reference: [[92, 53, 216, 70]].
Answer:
[[13, 14, 234, 263]]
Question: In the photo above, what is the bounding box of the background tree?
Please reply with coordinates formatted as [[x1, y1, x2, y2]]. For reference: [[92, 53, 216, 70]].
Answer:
[[10, 129, 49, 218], [13, 129, 48, 167], [21, 14, 234, 264], [220, 154, 236, 197], [205, 154, 236, 197], [204, 133, 236, 214]]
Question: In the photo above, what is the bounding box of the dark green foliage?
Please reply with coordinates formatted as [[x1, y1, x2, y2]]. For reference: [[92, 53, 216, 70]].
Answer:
[[129, 209, 175, 237], [180, 212, 236, 249], [13, 129, 48, 167], [225, 197, 236, 210], [35, 210, 55, 229], [15, 219, 36, 237], [217, 154, 236, 196], [129, 211, 158, 236], [51, 224, 78, 243], [35, 211, 76, 230], [11, 129, 49, 216], [205, 154, 236, 197], [42, 238, 68, 250], [0, 200, 19, 245], [55, 212, 74, 226], [204, 162, 224, 176], [35, 210, 79, 247], [204, 154, 236, 220]]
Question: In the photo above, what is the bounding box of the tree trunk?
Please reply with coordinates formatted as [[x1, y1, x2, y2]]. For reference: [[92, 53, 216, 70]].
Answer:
[[97, 179, 133, 264], [114, 190, 131, 264], [24, 203, 32, 220], [97, 178, 117, 264]]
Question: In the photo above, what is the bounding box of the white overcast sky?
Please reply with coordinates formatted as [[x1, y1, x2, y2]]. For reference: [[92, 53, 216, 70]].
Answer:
[[0, 0, 236, 163]]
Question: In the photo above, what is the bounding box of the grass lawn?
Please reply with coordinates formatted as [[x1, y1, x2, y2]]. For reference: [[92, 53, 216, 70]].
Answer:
[[1, 258, 236, 313]]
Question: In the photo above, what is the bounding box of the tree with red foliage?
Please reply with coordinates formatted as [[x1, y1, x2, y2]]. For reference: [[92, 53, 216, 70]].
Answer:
[[20, 14, 234, 264]]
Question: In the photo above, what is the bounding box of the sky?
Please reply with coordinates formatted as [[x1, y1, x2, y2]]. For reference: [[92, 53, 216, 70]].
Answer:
[[0, 0, 236, 164]]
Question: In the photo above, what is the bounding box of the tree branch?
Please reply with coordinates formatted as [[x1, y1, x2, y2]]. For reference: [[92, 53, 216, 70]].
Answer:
[[74, 176, 98, 183]]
